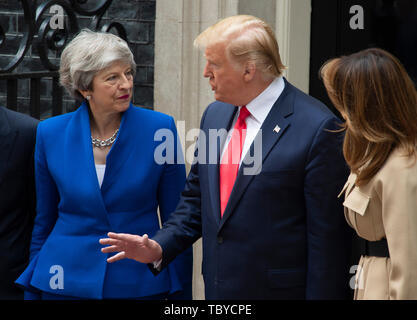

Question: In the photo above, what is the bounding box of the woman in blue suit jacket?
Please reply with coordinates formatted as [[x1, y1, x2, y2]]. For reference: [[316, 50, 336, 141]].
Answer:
[[16, 29, 192, 299]]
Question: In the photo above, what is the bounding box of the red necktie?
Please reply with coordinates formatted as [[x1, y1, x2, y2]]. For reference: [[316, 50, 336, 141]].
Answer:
[[219, 106, 250, 217]]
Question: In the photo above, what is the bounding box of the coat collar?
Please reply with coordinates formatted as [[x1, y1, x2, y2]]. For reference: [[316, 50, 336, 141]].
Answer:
[[99, 104, 135, 194], [66, 102, 135, 212]]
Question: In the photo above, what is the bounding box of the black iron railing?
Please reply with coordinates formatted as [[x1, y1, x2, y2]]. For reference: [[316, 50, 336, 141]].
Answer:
[[0, 71, 61, 119]]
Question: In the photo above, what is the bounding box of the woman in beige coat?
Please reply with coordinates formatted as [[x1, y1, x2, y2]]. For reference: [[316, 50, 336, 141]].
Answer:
[[321, 48, 417, 300]]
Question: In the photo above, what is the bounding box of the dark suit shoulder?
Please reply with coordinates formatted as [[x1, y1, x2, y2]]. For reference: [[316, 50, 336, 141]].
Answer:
[[205, 101, 235, 113], [287, 82, 339, 122], [200, 101, 236, 127], [0, 106, 38, 132], [281, 82, 343, 143]]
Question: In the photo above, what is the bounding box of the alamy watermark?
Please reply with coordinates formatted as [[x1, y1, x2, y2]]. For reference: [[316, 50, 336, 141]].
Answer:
[[49, 5, 64, 30], [349, 5, 365, 30], [154, 122, 263, 176], [49, 265, 64, 290], [349, 264, 364, 290]]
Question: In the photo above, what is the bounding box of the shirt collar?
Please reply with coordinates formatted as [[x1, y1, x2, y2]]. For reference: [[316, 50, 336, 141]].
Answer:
[[243, 76, 285, 124]]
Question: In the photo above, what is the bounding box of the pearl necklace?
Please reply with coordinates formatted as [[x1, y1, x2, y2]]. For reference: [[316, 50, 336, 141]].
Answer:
[[91, 129, 119, 148]]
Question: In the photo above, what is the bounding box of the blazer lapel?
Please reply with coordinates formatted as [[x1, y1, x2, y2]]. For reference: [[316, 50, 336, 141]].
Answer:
[[65, 103, 134, 219], [64, 102, 109, 218], [0, 108, 17, 181], [219, 79, 295, 230], [207, 104, 237, 226], [100, 103, 134, 195]]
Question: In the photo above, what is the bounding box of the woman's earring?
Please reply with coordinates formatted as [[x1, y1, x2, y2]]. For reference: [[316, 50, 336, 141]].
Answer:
[[86, 95, 91, 101]]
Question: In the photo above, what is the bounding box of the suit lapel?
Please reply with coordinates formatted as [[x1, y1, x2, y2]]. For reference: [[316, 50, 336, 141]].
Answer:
[[64, 102, 135, 220], [65, 102, 109, 217], [219, 79, 295, 230], [0, 107, 17, 181], [100, 103, 134, 195], [207, 104, 237, 226]]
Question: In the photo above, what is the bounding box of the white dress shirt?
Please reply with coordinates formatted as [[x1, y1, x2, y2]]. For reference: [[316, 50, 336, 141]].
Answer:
[[95, 164, 106, 188], [220, 76, 285, 165]]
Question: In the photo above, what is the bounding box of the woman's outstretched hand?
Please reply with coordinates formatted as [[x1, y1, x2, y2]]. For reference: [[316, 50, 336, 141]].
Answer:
[[99, 232, 163, 264]]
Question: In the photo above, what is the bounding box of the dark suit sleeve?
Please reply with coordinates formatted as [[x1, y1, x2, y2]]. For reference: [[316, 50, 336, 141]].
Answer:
[[304, 117, 351, 299], [152, 109, 210, 271], [26, 136, 37, 235], [156, 117, 193, 298], [157, 117, 187, 231], [0, 110, 38, 299]]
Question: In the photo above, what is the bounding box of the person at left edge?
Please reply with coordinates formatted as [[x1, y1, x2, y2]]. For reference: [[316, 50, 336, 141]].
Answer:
[[0, 106, 38, 299], [15, 29, 192, 300]]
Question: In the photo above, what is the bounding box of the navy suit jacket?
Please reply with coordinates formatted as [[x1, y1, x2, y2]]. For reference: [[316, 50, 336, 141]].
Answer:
[[0, 107, 38, 299], [152, 79, 352, 299], [16, 102, 192, 299]]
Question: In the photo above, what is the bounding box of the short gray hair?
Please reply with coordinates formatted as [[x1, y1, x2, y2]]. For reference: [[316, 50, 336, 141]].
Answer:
[[59, 29, 136, 101]]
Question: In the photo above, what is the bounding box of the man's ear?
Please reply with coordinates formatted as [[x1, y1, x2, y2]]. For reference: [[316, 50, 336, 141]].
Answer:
[[243, 62, 256, 82]]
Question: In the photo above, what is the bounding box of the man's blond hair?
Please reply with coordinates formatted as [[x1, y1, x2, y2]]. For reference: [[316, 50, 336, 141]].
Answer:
[[194, 15, 286, 79]]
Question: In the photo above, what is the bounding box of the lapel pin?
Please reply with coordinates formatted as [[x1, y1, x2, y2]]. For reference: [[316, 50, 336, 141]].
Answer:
[[273, 125, 280, 133]]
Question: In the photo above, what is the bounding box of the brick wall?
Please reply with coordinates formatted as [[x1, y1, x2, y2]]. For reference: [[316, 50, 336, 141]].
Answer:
[[0, 0, 155, 118]]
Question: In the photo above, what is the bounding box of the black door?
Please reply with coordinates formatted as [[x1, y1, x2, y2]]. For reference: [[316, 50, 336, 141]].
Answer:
[[310, 0, 417, 115]]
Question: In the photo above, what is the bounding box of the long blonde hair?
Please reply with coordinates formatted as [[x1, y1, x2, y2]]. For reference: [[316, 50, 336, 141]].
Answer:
[[321, 48, 417, 186]]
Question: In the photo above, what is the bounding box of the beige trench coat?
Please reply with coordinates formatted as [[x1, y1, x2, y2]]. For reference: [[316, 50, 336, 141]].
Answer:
[[339, 148, 417, 300]]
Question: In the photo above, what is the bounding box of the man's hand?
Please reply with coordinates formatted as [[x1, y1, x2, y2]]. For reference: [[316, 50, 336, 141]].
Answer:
[[99, 232, 163, 264]]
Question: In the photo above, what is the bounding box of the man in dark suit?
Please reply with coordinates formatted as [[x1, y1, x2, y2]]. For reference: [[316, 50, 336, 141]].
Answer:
[[100, 15, 352, 299], [0, 106, 38, 299]]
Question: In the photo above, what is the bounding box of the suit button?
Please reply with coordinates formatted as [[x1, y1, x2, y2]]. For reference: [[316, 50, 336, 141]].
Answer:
[[217, 236, 223, 244]]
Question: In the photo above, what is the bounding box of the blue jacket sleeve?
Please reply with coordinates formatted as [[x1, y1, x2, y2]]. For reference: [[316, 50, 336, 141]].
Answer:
[[16, 123, 60, 296], [30, 123, 60, 259]]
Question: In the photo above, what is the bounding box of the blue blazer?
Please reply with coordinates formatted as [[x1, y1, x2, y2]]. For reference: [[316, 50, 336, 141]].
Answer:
[[152, 79, 352, 299], [16, 102, 192, 299]]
